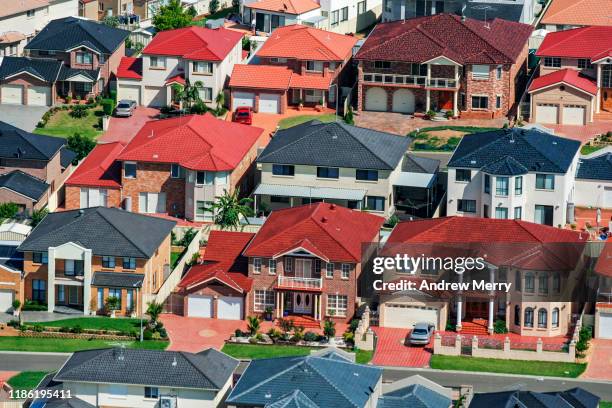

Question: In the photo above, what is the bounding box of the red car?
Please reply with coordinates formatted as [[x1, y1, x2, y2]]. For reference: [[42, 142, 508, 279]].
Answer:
[[233, 106, 253, 125]]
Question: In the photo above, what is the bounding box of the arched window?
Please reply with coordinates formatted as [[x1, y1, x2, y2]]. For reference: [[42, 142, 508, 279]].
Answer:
[[514, 305, 521, 325], [553, 274, 561, 293], [552, 308, 560, 328], [515, 270, 521, 291], [525, 273, 535, 293], [538, 308, 548, 328], [539, 274, 549, 294], [524, 307, 534, 327]]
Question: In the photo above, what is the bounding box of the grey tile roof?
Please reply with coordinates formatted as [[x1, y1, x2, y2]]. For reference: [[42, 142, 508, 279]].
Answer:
[[266, 390, 321, 408], [402, 154, 440, 174], [377, 384, 452, 408], [44, 397, 96, 408], [226, 353, 382, 408], [18, 207, 175, 259], [25, 17, 129, 54], [480, 156, 528, 176], [576, 153, 612, 181], [258, 121, 411, 170], [0, 121, 68, 160], [54, 347, 239, 390], [58, 66, 100, 82], [60, 146, 78, 168], [0, 56, 62, 83], [0, 245, 23, 272], [92, 272, 144, 288], [448, 128, 580, 174], [469, 388, 600, 408], [0, 170, 48, 201]]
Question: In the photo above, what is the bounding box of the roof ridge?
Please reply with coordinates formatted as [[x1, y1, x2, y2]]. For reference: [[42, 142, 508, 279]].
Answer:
[[453, 16, 514, 62], [179, 351, 223, 389], [22, 208, 99, 250], [303, 28, 343, 60], [2, 169, 48, 184], [304, 358, 360, 408], [451, 130, 507, 168], [258, 121, 325, 161], [310, 207, 359, 262], [96, 208, 149, 258], [338, 122, 400, 169], [55, 348, 114, 380]]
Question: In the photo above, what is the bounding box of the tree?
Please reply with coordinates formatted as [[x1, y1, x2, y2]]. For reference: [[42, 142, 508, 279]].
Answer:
[[209, 0, 220, 15], [206, 189, 253, 230], [215, 91, 225, 112], [232, 0, 240, 8], [102, 15, 120, 28], [146, 301, 164, 323], [30, 209, 48, 227], [67, 133, 96, 162], [152, 0, 194, 31], [171, 80, 204, 111], [247, 315, 260, 335]]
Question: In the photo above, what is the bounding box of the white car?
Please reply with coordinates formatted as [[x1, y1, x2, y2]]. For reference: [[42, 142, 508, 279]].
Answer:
[[115, 100, 136, 117]]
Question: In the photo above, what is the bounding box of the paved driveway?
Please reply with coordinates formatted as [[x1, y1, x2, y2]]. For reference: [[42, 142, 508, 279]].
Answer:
[[0, 105, 48, 131], [161, 314, 250, 352], [98, 107, 159, 145], [582, 338, 612, 380], [371, 327, 433, 367]]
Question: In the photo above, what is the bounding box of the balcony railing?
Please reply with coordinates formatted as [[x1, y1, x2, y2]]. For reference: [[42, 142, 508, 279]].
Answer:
[[277, 275, 323, 290], [363, 73, 458, 89]]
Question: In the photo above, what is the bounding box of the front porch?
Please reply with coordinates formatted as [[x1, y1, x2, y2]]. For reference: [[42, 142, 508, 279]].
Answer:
[[274, 289, 324, 322]]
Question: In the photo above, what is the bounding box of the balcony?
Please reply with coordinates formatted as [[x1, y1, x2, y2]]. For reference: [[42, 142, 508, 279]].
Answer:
[[363, 73, 458, 89], [277, 275, 323, 291]]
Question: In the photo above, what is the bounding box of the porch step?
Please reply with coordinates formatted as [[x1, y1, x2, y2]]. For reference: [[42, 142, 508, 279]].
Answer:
[[459, 321, 489, 336], [279, 315, 321, 329]]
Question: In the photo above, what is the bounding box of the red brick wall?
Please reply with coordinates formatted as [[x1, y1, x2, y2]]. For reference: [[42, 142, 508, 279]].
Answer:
[[0, 188, 46, 214], [64, 186, 122, 210]]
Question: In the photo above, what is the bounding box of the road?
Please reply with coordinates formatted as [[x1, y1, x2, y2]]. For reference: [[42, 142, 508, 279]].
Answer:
[[0, 352, 68, 372]]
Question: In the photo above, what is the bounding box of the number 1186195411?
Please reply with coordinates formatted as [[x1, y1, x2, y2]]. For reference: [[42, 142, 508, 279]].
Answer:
[[10, 389, 72, 400]]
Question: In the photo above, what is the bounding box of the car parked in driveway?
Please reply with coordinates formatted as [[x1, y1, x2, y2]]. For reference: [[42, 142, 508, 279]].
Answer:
[[233, 106, 253, 125], [407, 322, 435, 346], [115, 100, 136, 117]]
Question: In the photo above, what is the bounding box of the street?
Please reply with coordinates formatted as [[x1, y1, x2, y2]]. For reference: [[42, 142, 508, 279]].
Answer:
[[0, 352, 69, 372]]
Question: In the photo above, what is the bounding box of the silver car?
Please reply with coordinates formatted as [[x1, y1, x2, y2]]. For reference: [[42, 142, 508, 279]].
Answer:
[[115, 99, 136, 117], [408, 322, 435, 346]]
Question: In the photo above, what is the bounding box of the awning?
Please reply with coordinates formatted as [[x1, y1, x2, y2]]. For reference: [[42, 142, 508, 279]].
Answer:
[[394, 172, 436, 188], [254, 183, 366, 201], [92, 272, 144, 288]]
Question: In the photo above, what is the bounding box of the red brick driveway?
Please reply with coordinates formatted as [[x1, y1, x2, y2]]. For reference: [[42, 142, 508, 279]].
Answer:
[[161, 314, 249, 352], [371, 327, 433, 367], [582, 338, 612, 380], [98, 107, 160, 145]]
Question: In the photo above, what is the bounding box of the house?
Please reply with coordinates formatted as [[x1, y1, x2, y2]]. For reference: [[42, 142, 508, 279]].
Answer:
[[528, 26, 612, 125], [0, 121, 76, 213], [380, 375, 453, 408], [0, 17, 129, 106], [32, 347, 239, 408], [354, 14, 532, 119], [446, 128, 581, 227], [229, 25, 358, 113], [575, 151, 612, 209], [252, 120, 439, 218], [17, 207, 175, 315], [594, 241, 612, 339], [64, 114, 266, 221], [470, 387, 600, 408], [539, 0, 612, 32], [116, 26, 244, 108], [0, 222, 31, 313]]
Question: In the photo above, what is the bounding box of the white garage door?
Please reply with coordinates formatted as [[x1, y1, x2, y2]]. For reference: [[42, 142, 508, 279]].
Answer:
[[27, 86, 51, 106], [233, 91, 255, 110], [392, 89, 415, 113], [383, 303, 439, 329], [598, 312, 612, 339], [218, 296, 243, 320], [144, 86, 166, 107], [604, 187, 612, 208], [259, 93, 280, 114], [0, 289, 14, 313], [365, 87, 387, 112], [119, 85, 141, 105], [1, 85, 23, 105], [536, 104, 559, 124], [562, 105, 585, 125], [187, 295, 213, 318]]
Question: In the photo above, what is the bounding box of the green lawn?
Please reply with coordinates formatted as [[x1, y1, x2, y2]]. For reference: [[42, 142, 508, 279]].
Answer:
[[600, 402, 612, 408], [410, 125, 500, 151], [430, 355, 587, 378], [581, 144, 603, 155], [0, 337, 167, 353], [171, 251, 183, 269], [278, 114, 337, 129], [34, 106, 103, 139], [26, 317, 143, 332], [356, 349, 374, 364], [8, 371, 48, 392], [222, 343, 314, 359]]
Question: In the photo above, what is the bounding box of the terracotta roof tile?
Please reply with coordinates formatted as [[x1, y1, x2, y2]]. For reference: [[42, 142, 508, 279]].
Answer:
[[65, 142, 124, 188], [536, 26, 612, 60], [248, 0, 320, 15], [229, 64, 293, 90], [289, 74, 331, 90], [0, 0, 48, 19], [541, 0, 612, 26], [116, 57, 142, 79], [529, 69, 597, 95]]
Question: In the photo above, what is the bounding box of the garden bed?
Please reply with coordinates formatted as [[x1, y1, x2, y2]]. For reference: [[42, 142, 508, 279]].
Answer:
[[409, 126, 500, 151]]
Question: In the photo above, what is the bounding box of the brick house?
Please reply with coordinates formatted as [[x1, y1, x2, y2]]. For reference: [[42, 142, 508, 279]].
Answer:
[[354, 13, 532, 119], [228, 24, 358, 114]]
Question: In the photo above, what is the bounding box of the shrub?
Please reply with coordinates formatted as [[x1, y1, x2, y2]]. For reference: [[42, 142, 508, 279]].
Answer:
[[190, 101, 207, 114], [59, 326, 71, 333], [426, 110, 436, 119], [70, 105, 89, 119], [152, 332, 162, 340], [71, 325, 83, 334], [267, 328, 282, 340], [493, 319, 508, 334], [7, 320, 19, 328], [143, 329, 154, 340], [385, 214, 399, 228], [278, 318, 294, 334], [32, 325, 44, 333], [344, 106, 354, 125], [12, 299, 20, 311], [101, 98, 115, 116], [180, 228, 198, 247], [22, 300, 47, 311], [342, 331, 355, 346], [323, 319, 336, 338], [30, 209, 48, 227], [235, 329, 246, 337], [303, 331, 318, 342], [109, 90, 117, 104], [129, 330, 138, 339], [0, 202, 19, 219], [66, 95, 72, 104], [247, 315, 261, 335]]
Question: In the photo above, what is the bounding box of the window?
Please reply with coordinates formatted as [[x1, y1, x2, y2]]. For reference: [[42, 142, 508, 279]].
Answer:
[[33, 252, 48, 264], [317, 167, 339, 179], [193, 61, 212, 74], [514, 206, 522, 220], [495, 207, 508, 219], [341, 263, 350, 279], [357, 0, 366, 14], [196, 200, 213, 220], [496, 95, 502, 109], [457, 199, 476, 213], [76, 52, 93, 64], [538, 308, 548, 328], [539, 274, 549, 294], [356, 169, 378, 181], [410, 63, 427, 76], [32, 279, 46, 302], [328, 62, 337, 71], [552, 308, 559, 328], [325, 262, 334, 278], [543, 57, 561, 68], [27, 9, 36, 17], [270, 57, 287, 63], [553, 273, 560, 293], [314, 259, 321, 274], [65, 259, 75, 276], [536, 174, 555, 190], [198, 87, 213, 102], [535, 205, 554, 226], [496, 176, 509, 196], [75, 82, 92, 93], [216, 172, 229, 185], [102, 256, 115, 268], [284, 257, 292, 273], [149, 56, 166, 69], [514, 176, 523, 195], [254, 289, 275, 312], [124, 162, 137, 179], [472, 95, 488, 109], [514, 305, 520, 325], [144, 387, 159, 399], [99, 54, 106, 64], [578, 59, 592, 69], [97, 288, 104, 310], [472, 65, 489, 79], [515, 271, 521, 291], [123, 257, 136, 270], [327, 294, 347, 317], [271, 14, 285, 30], [272, 164, 295, 176], [384, 0, 392, 12], [196, 171, 215, 185], [455, 169, 471, 182], [269, 259, 276, 275], [306, 61, 323, 72], [80, 188, 108, 208], [374, 61, 391, 69], [525, 273, 535, 293], [365, 196, 385, 211], [170, 164, 184, 178], [524, 307, 534, 327], [496, 65, 502, 80], [253, 258, 261, 274], [331, 10, 339, 25], [484, 174, 490, 193], [341, 6, 348, 21], [270, 196, 290, 203]]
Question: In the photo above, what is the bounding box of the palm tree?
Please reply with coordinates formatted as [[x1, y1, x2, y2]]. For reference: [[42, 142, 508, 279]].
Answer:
[[146, 301, 163, 323], [206, 188, 253, 230], [215, 91, 225, 112], [171, 80, 204, 110], [247, 315, 261, 335]]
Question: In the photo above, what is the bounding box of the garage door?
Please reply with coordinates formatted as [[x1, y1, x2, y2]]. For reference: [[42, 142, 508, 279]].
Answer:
[[0, 289, 13, 313], [365, 87, 387, 112], [598, 312, 612, 339], [562, 105, 585, 125], [392, 89, 415, 113], [233, 91, 255, 110], [382, 303, 439, 329], [187, 295, 212, 318], [119, 84, 141, 105], [144, 86, 166, 107], [259, 93, 280, 114], [1, 85, 23, 105], [27, 86, 51, 106], [218, 296, 243, 320], [604, 187, 612, 208], [535, 104, 559, 124]]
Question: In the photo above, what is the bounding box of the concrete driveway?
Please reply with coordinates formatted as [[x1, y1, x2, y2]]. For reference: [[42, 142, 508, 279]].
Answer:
[[582, 338, 612, 380], [0, 105, 48, 131]]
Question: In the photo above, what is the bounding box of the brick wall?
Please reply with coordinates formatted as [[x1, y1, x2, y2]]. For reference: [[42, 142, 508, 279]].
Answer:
[[64, 186, 122, 210], [229, 129, 268, 196], [0, 188, 46, 214], [0, 265, 23, 306]]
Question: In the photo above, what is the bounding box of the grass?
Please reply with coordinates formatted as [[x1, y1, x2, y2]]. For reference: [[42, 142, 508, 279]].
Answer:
[[8, 371, 48, 392], [278, 114, 337, 129], [430, 355, 587, 378], [26, 317, 143, 332], [221, 343, 314, 359], [356, 349, 374, 364], [600, 402, 612, 408], [410, 125, 501, 151], [171, 251, 183, 269], [0, 337, 167, 352], [581, 144, 603, 155], [34, 106, 103, 139]]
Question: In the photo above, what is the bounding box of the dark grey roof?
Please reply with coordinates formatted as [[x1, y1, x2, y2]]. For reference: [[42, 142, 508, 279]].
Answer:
[[0, 56, 62, 82], [402, 154, 440, 174], [0, 170, 48, 201], [25, 17, 129, 54], [0, 245, 23, 272], [266, 390, 320, 408], [448, 128, 580, 174], [377, 384, 451, 408], [0, 121, 67, 160], [58, 66, 100, 82], [577, 153, 612, 181], [92, 272, 144, 288], [470, 388, 600, 408], [461, 2, 524, 23], [60, 146, 78, 168], [480, 155, 528, 176], [227, 353, 382, 408], [44, 397, 96, 408], [258, 121, 411, 170], [18, 207, 175, 259], [54, 347, 239, 390]]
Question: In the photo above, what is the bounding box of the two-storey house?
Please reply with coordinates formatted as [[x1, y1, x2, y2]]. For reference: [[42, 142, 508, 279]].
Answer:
[[229, 24, 358, 113], [116, 26, 244, 108], [539, 0, 610, 32], [354, 14, 532, 119], [0, 17, 129, 106], [528, 26, 612, 125], [17, 206, 175, 316]]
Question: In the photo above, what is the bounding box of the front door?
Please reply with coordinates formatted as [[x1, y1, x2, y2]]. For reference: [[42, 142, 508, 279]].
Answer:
[[438, 91, 453, 110], [293, 292, 313, 314], [602, 89, 612, 112], [466, 301, 487, 319]]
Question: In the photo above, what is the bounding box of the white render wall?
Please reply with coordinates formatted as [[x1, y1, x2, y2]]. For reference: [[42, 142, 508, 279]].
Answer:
[[575, 179, 610, 208]]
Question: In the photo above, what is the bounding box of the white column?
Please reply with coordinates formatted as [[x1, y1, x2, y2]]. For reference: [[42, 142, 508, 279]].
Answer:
[[82, 249, 93, 315], [280, 292, 284, 317], [426, 90, 431, 112], [47, 248, 56, 313], [276, 291, 280, 318], [488, 267, 496, 334], [596, 64, 602, 113], [319, 294, 323, 320], [456, 273, 463, 331], [314, 295, 318, 320], [453, 91, 458, 117]]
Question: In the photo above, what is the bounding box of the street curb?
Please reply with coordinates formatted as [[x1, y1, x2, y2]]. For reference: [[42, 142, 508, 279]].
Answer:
[[0, 351, 71, 356]]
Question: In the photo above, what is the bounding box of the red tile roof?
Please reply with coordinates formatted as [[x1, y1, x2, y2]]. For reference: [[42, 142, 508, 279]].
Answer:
[[116, 57, 142, 79], [595, 241, 612, 277], [356, 13, 532, 64], [529, 69, 597, 95], [536, 26, 612, 60], [243, 203, 384, 262], [257, 24, 358, 61], [248, 0, 320, 15], [179, 230, 255, 293], [116, 114, 264, 171], [65, 142, 124, 188], [143, 26, 243, 61], [229, 64, 293, 90], [165, 74, 186, 86], [289, 74, 331, 90], [541, 0, 612, 27]]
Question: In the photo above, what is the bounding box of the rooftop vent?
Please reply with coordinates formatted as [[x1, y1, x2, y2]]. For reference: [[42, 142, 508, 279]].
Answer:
[[329, 203, 336, 210], [321, 216, 328, 223], [172, 356, 177, 367]]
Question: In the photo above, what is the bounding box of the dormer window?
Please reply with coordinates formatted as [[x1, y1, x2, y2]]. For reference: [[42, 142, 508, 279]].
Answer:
[[76, 51, 93, 64]]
